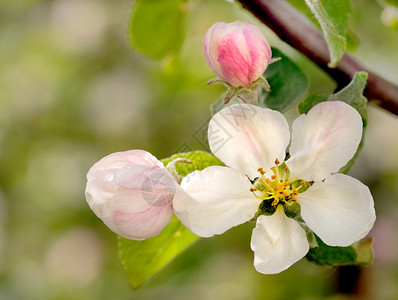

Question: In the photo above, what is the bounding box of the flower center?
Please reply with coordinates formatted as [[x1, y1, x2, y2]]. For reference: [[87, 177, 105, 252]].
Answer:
[[250, 159, 308, 217]]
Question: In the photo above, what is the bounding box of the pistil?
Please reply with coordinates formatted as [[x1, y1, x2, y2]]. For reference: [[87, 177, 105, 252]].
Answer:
[[250, 160, 299, 208]]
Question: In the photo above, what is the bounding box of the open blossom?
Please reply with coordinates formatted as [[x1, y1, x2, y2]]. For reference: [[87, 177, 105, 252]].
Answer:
[[85, 150, 178, 240], [174, 101, 376, 274], [203, 21, 272, 88]]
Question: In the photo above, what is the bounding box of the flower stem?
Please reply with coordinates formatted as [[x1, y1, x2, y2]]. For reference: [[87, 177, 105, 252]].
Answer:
[[237, 88, 259, 105]]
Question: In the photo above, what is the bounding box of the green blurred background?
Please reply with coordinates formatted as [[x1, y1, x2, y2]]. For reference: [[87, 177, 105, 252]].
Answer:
[[1, 0, 398, 299]]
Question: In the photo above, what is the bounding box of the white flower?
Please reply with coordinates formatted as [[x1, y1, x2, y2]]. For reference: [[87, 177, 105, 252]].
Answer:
[[174, 101, 376, 274]]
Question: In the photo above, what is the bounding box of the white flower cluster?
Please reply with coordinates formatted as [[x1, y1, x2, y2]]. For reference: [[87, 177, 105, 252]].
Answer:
[[85, 21, 376, 274]]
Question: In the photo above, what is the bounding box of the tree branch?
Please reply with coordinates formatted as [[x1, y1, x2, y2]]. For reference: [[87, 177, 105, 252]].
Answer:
[[237, 0, 398, 116]]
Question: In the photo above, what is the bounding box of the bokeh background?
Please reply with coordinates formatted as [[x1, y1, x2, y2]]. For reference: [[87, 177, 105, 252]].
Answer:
[[1, 0, 398, 299]]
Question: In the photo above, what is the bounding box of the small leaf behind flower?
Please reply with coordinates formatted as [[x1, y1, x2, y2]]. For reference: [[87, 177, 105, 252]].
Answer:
[[119, 216, 198, 289], [161, 151, 224, 176], [118, 151, 223, 289], [306, 235, 373, 266], [260, 48, 308, 112]]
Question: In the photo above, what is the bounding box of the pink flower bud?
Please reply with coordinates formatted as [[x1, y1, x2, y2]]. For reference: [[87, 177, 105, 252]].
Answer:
[[203, 21, 272, 88], [85, 150, 178, 240]]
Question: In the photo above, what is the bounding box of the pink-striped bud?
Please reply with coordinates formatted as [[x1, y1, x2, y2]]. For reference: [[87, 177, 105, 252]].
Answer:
[[203, 21, 272, 88], [85, 150, 178, 240]]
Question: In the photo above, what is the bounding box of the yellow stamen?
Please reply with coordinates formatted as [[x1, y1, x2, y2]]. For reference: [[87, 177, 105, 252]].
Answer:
[[250, 188, 264, 200], [257, 167, 266, 175], [254, 159, 305, 211]]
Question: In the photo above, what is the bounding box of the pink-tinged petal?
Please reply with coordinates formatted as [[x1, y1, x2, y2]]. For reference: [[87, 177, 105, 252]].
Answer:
[[251, 207, 309, 274], [297, 173, 376, 247], [85, 150, 177, 240], [243, 22, 272, 82], [203, 21, 271, 87], [208, 104, 290, 179], [286, 101, 363, 181], [173, 166, 260, 237], [218, 25, 253, 87], [203, 22, 231, 80]]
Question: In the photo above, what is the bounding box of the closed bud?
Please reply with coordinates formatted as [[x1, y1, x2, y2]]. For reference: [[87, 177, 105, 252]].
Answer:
[[85, 150, 178, 240], [203, 21, 272, 88]]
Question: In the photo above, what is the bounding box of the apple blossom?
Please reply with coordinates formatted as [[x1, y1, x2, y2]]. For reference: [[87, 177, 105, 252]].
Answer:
[[173, 101, 376, 274], [203, 21, 275, 104], [85, 150, 179, 240]]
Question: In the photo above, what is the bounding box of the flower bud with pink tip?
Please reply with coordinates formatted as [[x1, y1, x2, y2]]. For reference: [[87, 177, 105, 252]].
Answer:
[[203, 21, 275, 104], [85, 150, 178, 240]]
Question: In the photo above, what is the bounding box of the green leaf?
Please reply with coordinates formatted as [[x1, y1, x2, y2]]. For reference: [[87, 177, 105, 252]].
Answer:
[[306, 235, 373, 266], [128, 0, 188, 59], [119, 216, 198, 289], [322, 0, 351, 38], [259, 48, 308, 112], [304, 0, 351, 67], [161, 151, 223, 176], [298, 94, 329, 115]]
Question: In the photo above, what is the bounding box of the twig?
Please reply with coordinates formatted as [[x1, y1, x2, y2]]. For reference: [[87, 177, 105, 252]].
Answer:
[[237, 0, 398, 116]]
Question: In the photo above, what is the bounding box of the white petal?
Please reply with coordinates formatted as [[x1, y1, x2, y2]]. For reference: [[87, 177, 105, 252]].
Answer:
[[173, 166, 260, 237], [208, 104, 290, 179], [297, 173, 376, 247], [287, 101, 363, 181], [251, 206, 309, 274]]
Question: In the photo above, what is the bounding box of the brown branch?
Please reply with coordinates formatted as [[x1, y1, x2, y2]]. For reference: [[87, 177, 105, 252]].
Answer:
[[237, 0, 398, 116]]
